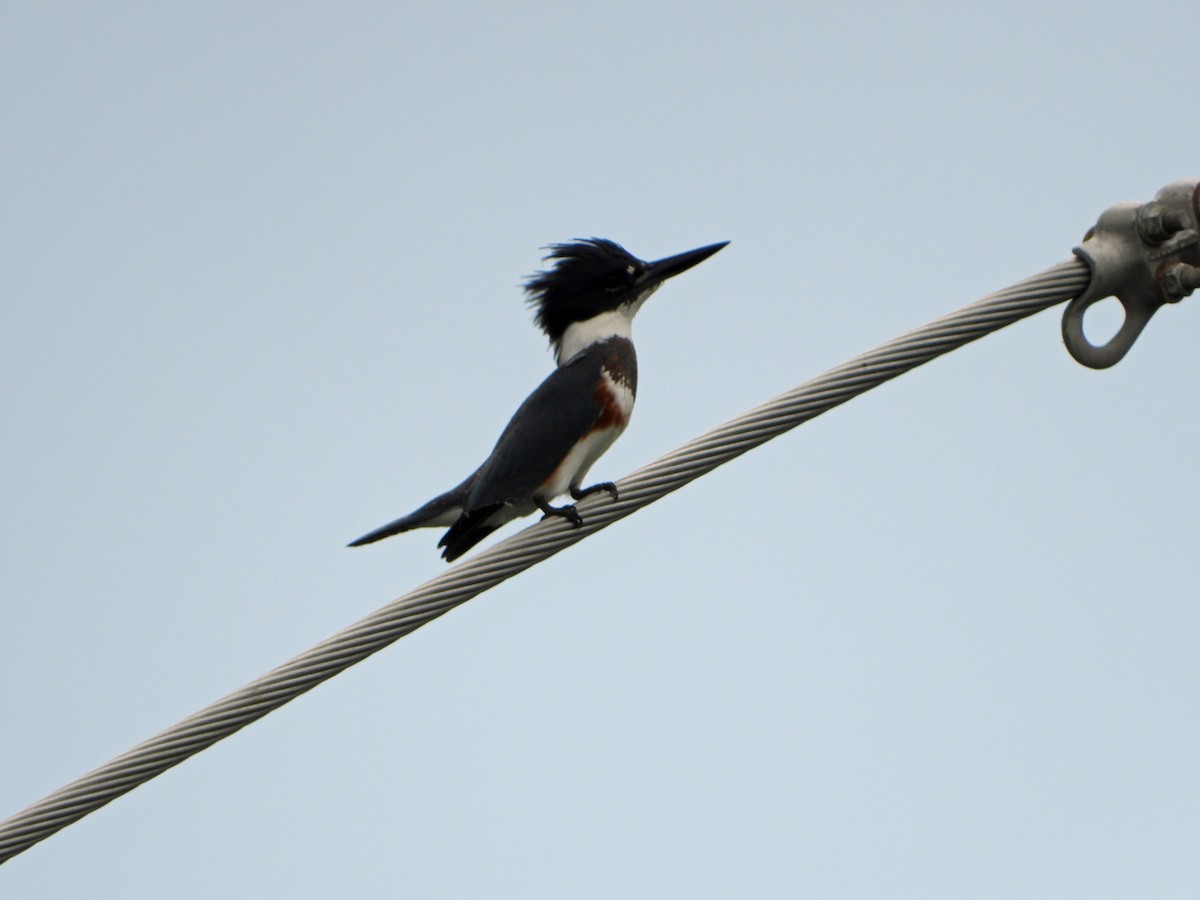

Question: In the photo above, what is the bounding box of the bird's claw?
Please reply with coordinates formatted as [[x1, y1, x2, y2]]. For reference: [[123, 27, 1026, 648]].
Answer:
[[571, 481, 619, 502], [538, 500, 584, 528]]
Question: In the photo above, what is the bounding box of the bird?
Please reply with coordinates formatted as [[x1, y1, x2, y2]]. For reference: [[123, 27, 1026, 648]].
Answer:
[[348, 237, 728, 561]]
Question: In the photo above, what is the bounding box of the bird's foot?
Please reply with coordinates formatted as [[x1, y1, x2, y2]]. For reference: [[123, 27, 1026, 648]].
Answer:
[[537, 498, 583, 528], [571, 481, 619, 502]]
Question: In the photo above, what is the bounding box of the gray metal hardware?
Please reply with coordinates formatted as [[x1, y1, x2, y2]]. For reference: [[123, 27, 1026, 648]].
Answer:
[[1064, 179, 1200, 368]]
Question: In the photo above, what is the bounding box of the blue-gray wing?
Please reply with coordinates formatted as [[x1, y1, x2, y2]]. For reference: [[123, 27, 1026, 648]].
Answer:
[[465, 352, 606, 512]]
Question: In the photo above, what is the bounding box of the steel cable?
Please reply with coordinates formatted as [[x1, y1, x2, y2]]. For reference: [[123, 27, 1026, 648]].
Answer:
[[0, 258, 1091, 863]]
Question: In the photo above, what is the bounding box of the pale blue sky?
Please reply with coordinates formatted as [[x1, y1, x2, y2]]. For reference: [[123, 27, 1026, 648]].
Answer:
[[4, 2, 1200, 896]]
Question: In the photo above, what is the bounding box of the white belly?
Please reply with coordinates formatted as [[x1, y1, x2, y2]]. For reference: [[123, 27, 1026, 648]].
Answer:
[[541, 424, 625, 500], [542, 367, 634, 499]]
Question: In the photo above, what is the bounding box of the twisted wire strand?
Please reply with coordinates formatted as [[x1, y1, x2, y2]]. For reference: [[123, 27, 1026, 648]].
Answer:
[[0, 258, 1090, 863]]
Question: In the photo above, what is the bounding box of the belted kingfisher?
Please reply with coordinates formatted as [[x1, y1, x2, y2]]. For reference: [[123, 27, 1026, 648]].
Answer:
[[349, 237, 728, 561]]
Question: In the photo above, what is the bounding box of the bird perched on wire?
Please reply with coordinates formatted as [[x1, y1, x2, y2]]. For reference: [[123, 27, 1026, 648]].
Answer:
[[349, 237, 728, 561]]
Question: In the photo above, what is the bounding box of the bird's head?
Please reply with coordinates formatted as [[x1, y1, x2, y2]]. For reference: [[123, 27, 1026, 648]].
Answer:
[[525, 238, 728, 361]]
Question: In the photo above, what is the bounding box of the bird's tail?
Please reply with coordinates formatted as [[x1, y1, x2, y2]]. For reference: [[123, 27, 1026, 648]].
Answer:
[[436, 503, 504, 562], [347, 476, 473, 547]]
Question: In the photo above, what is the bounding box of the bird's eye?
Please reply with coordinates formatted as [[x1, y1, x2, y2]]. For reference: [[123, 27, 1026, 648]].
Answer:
[[604, 270, 628, 291]]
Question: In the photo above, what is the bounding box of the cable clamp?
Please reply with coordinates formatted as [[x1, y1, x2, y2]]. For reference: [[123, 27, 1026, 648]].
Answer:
[[1063, 179, 1200, 368]]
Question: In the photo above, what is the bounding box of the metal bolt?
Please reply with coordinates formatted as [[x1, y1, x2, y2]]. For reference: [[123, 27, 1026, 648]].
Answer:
[[1162, 262, 1200, 299], [1138, 203, 1189, 244]]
